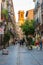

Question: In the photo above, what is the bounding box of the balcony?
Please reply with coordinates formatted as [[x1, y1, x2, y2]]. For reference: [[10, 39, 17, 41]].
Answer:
[[7, 0, 13, 7], [41, 2, 43, 15], [37, 2, 40, 8], [8, 14, 11, 22], [39, 24, 43, 32], [34, 2, 40, 14], [35, 18, 40, 27]]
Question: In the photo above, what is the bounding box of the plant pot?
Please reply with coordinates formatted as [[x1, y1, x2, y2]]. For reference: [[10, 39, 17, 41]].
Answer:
[[28, 45, 32, 50], [2, 49, 8, 55]]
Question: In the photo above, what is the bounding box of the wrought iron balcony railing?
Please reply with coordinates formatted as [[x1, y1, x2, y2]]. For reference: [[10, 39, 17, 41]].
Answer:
[[34, 1, 40, 14], [41, 2, 43, 15], [35, 18, 40, 27]]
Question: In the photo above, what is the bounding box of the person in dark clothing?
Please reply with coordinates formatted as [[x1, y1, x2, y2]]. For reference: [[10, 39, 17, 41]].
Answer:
[[39, 38, 42, 50]]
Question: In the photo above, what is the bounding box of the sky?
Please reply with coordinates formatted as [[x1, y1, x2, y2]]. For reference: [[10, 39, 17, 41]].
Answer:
[[13, 0, 35, 22]]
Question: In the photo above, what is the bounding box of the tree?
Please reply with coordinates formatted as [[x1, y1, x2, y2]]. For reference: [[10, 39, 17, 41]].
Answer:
[[21, 20, 35, 36], [21, 20, 35, 46], [3, 30, 11, 49]]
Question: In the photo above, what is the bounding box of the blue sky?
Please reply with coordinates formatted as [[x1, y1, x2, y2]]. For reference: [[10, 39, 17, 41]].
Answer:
[[13, 0, 35, 22]]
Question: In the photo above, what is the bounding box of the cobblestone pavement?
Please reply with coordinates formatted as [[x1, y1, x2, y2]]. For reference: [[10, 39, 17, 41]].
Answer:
[[0, 44, 43, 65]]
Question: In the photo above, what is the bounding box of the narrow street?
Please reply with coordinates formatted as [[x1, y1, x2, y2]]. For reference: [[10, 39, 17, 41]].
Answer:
[[0, 0, 43, 65], [0, 44, 43, 65]]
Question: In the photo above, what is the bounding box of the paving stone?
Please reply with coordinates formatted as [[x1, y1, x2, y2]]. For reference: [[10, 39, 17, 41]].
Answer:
[[0, 44, 43, 65]]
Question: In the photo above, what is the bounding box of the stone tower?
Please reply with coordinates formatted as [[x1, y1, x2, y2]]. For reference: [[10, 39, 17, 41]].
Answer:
[[18, 10, 24, 26]]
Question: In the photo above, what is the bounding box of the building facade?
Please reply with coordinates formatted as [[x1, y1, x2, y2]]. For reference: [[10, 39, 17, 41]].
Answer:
[[0, 0, 16, 46], [16, 23, 24, 40], [0, 0, 2, 22], [1, 0, 16, 29], [26, 9, 34, 20], [18, 10, 24, 26], [33, 0, 43, 35], [7, 0, 16, 35], [7, 0, 15, 22], [2, 0, 7, 10], [0, 0, 1, 21]]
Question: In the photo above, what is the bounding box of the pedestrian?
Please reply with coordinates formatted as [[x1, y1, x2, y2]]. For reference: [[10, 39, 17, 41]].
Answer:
[[41, 36, 43, 44], [21, 38, 25, 45], [32, 37, 35, 45], [39, 37, 42, 50], [19, 39, 22, 46], [35, 39, 39, 46], [35, 39, 39, 50]]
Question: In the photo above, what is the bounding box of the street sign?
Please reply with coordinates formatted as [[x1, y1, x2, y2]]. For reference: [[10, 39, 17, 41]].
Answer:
[[0, 28, 4, 34]]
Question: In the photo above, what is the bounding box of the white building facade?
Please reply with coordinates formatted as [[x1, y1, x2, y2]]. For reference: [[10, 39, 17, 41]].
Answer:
[[33, 0, 43, 35]]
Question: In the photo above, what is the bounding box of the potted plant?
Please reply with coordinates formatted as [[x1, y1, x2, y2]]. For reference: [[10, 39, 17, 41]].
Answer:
[[26, 36, 32, 50], [2, 31, 11, 55]]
